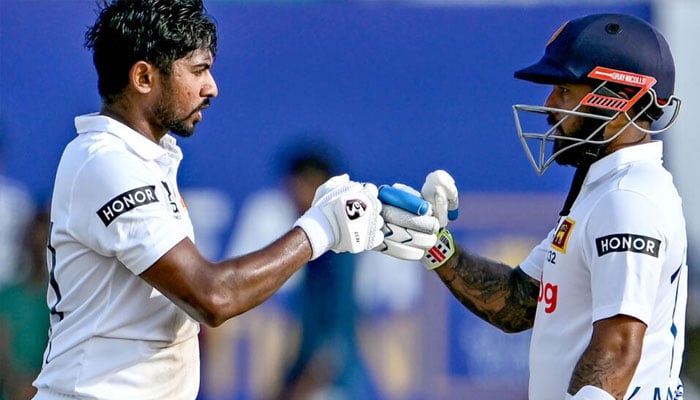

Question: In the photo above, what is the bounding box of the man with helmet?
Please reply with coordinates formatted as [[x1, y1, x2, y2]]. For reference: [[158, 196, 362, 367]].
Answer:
[[381, 13, 687, 400]]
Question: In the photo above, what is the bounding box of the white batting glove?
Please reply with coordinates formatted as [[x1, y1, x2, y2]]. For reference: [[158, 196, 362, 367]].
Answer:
[[421, 169, 459, 228], [420, 170, 459, 270], [374, 183, 440, 261], [295, 174, 384, 260]]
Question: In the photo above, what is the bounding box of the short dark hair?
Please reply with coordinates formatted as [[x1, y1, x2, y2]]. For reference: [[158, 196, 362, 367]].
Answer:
[[85, 0, 217, 103], [287, 152, 334, 180], [279, 140, 336, 177]]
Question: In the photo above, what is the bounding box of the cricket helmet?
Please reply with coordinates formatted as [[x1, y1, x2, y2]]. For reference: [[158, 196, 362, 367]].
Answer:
[[512, 13, 681, 174]]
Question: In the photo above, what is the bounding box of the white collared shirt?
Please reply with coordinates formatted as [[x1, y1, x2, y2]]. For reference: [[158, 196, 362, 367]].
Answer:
[[520, 141, 687, 400], [33, 114, 200, 399]]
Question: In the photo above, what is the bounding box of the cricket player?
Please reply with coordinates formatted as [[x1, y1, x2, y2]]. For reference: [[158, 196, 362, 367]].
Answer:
[[380, 13, 687, 400], [30, 1, 394, 399]]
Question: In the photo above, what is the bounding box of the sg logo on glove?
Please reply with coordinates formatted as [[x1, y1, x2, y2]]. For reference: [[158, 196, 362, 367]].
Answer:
[[345, 199, 367, 220]]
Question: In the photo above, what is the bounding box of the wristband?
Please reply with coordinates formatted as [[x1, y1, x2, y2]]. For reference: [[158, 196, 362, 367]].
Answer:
[[567, 386, 615, 400], [421, 229, 455, 270], [294, 206, 335, 261]]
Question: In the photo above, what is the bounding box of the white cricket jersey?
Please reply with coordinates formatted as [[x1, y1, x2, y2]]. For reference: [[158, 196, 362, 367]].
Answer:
[[520, 141, 687, 400], [33, 114, 200, 399]]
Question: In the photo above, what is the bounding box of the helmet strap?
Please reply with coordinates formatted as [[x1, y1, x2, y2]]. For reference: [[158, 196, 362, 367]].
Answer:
[[555, 121, 609, 169], [559, 162, 591, 217]]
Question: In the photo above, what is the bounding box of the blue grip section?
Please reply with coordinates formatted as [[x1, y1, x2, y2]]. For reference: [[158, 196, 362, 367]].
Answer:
[[448, 209, 459, 221], [378, 185, 430, 216]]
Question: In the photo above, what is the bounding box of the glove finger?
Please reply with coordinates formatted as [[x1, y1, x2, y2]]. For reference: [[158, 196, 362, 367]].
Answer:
[[380, 240, 427, 261], [432, 187, 449, 228], [391, 183, 421, 198], [422, 169, 459, 223], [369, 214, 385, 250], [314, 174, 349, 200], [391, 183, 434, 215], [360, 183, 382, 215], [314, 178, 362, 207], [382, 222, 413, 243], [362, 182, 379, 197], [378, 185, 432, 217], [405, 229, 438, 249], [372, 239, 388, 251], [381, 205, 439, 234], [363, 183, 385, 251], [442, 179, 459, 221], [383, 223, 438, 249]]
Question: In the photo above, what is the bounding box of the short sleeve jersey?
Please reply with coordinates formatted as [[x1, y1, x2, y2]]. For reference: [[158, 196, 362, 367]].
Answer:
[[520, 142, 687, 400], [33, 114, 200, 399]]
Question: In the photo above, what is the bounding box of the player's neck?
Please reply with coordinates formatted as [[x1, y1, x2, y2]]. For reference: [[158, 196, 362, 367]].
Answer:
[[100, 103, 165, 144]]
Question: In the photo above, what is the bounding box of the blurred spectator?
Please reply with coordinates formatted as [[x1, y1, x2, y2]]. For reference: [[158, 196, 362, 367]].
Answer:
[[353, 251, 423, 400], [0, 129, 36, 288], [201, 140, 377, 400], [276, 249, 377, 400], [0, 207, 50, 400]]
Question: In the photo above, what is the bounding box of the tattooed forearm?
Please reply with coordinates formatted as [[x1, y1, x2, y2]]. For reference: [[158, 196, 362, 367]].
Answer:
[[568, 316, 644, 399], [436, 245, 538, 333], [569, 348, 614, 397]]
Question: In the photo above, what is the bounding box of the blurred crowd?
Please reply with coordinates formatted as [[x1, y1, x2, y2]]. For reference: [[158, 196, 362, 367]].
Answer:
[[0, 136, 49, 399], [198, 141, 429, 400]]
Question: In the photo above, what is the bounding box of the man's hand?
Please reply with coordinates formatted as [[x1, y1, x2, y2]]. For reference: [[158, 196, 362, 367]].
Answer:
[[374, 183, 440, 261], [294, 174, 384, 260], [420, 170, 459, 269]]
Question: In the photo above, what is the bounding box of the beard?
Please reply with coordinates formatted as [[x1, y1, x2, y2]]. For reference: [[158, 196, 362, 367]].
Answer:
[[548, 112, 608, 168], [153, 79, 211, 138], [165, 117, 195, 138], [154, 99, 210, 138]]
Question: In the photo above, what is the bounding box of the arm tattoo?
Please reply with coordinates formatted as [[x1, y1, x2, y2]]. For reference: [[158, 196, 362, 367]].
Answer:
[[569, 318, 643, 399], [436, 245, 539, 333], [569, 348, 632, 400], [569, 348, 614, 397]]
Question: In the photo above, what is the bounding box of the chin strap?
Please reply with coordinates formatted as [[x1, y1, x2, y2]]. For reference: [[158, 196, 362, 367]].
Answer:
[[559, 163, 591, 217]]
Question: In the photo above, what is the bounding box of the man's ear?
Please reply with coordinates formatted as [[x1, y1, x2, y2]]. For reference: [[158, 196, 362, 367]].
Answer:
[[604, 88, 651, 139], [607, 89, 634, 128], [130, 61, 156, 94]]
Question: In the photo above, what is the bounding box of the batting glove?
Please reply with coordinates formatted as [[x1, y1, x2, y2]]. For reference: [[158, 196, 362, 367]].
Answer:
[[295, 174, 384, 260], [374, 183, 440, 261], [420, 170, 459, 270]]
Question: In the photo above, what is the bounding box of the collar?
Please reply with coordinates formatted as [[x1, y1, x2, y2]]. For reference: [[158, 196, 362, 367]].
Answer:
[[74, 113, 182, 162], [584, 141, 663, 185]]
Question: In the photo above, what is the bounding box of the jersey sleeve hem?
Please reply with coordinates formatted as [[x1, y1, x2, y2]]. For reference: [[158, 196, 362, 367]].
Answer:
[[519, 258, 541, 281], [592, 303, 651, 325], [127, 230, 189, 276]]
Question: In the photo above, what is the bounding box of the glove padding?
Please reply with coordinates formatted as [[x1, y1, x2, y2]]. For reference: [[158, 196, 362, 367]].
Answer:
[[295, 174, 384, 260], [374, 183, 440, 261], [421, 170, 459, 228]]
